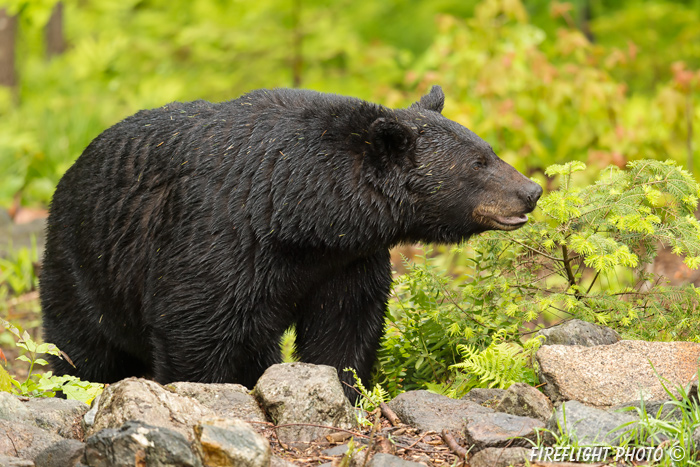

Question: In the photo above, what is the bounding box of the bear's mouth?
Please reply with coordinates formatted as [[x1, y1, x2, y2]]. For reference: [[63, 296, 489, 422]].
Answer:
[[475, 208, 530, 231], [490, 214, 529, 230]]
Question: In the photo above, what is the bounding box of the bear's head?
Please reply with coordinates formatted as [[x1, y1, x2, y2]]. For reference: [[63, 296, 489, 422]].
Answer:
[[367, 85, 542, 244]]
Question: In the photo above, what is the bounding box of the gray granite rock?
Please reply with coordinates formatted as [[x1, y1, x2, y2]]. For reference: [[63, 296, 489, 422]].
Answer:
[[469, 447, 530, 467], [322, 444, 351, 456], [33, 439, 85, 467], [85, 420, 201, 467], [535, 319, 620, 346], [463, 412, 544, 451], [494, 383, 553, 422], [166, 382, 267, 426], [0, 455, 35, 466], [367, 453, 426, 466], [253, 363, 356, 446], [0, 393, 34, 424], [0, 420, 64, 460], [547, 401, 637, 445], [24, 398, 88, 439], [87, 377, 213, 440], [461, 388, 506, 406], [537, 340, 700, 407], [194, 417, 270, 467], [610, 399, 681, 421], [388, 390, 492, 433]]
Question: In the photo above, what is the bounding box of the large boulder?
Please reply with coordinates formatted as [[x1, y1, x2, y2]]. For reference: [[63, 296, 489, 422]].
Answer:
[[85, 420, 201, 467], [253, 363, 357, 446], [194, 417, 270, 467], [24, 398, 89, 439], [535, 319, 619, 346], [387, 390, 492, 433], [538, 340, 700, 407], [0, 420, 64, 461], [86, 378, 213, 440], [463, 412, 544, 451], [494, 383, 553, 422], [166, 382, 267, 426], [547, 401, 637, 445]]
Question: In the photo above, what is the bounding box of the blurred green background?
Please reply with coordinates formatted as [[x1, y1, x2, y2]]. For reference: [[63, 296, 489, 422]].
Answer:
[[0, 0, 699, 211]]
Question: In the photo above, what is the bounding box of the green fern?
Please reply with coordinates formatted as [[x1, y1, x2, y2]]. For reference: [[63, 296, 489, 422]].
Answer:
[[450, 332, 543, 392]]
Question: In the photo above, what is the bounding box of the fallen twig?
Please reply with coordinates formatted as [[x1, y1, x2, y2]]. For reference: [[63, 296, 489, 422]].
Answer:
[[441, 429, 467, 460], [380, 402, 401, 426], [405, 430, 435, 450]]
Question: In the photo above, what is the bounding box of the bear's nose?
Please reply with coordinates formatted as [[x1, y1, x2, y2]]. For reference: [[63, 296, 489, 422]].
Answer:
[[523, 183, 543, 211]]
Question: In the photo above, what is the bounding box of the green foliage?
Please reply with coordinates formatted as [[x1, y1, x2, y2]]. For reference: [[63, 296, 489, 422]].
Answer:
[[0, 239, 39, 296], [472, 159, 700, 341], [449, 332, 544, 393], [345, 367, 389, 415], [0, 0, 699, 209], [280, 326, 298, 364], [338, 438, 365, 467], [377, 160, 700, 398], [0, 319, 103, 403], [376, 247, 542, 397], [377, 251, 480, 396]]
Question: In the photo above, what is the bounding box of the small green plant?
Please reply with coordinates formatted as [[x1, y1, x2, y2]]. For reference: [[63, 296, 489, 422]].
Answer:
[[280, 326, 298, 363], [0, 319, 103, 404], [338, 437, 365, 467], [346, 367, 390, 429]]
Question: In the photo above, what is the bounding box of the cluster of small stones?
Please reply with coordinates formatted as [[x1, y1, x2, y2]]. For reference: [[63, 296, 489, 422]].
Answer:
[[2, 319, 700, 467]]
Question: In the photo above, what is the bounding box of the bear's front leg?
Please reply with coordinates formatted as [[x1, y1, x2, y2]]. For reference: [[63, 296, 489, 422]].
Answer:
[[295, 250, 392, 403]]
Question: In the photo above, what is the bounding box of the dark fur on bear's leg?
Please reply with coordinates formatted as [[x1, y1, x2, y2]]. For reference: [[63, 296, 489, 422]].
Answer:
[[41, 86, 542, 399], [41, 240, 152, 382], [296, 251, 392, 403]]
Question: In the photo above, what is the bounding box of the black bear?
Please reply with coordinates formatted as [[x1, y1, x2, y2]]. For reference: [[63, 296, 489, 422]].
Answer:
[[41, 86, 541, 401]]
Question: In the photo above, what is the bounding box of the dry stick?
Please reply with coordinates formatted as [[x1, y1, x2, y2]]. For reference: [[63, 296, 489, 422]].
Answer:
[[380, 402, 401, 426], [441, 429, 468, 460], [404, 430, 435, 451]]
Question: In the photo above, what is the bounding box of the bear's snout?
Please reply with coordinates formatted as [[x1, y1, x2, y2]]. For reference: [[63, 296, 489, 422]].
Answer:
[[520, 182, 543, 212]]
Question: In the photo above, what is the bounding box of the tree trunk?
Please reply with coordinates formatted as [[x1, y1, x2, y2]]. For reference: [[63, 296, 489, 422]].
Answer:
[[46, 2, 66, 58], [0, 8, 17, 87]]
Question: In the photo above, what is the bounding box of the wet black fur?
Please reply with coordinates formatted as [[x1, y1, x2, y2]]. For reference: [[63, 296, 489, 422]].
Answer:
[[40, 86, 540, 401]]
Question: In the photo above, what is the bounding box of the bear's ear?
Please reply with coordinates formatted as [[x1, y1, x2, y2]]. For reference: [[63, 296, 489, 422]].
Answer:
[[368, 118, 417, 167], [410, 85, 445, 113]]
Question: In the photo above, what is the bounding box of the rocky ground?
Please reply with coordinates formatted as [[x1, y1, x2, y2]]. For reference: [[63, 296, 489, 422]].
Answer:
[[0, 319, 699, 466]]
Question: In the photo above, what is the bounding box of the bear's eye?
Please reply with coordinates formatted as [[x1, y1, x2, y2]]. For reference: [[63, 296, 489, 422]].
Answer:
[[471, 160, 486, 171]]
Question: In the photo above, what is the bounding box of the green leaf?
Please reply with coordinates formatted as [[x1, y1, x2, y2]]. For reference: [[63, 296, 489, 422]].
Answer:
[[0, 366, 14, 393]]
